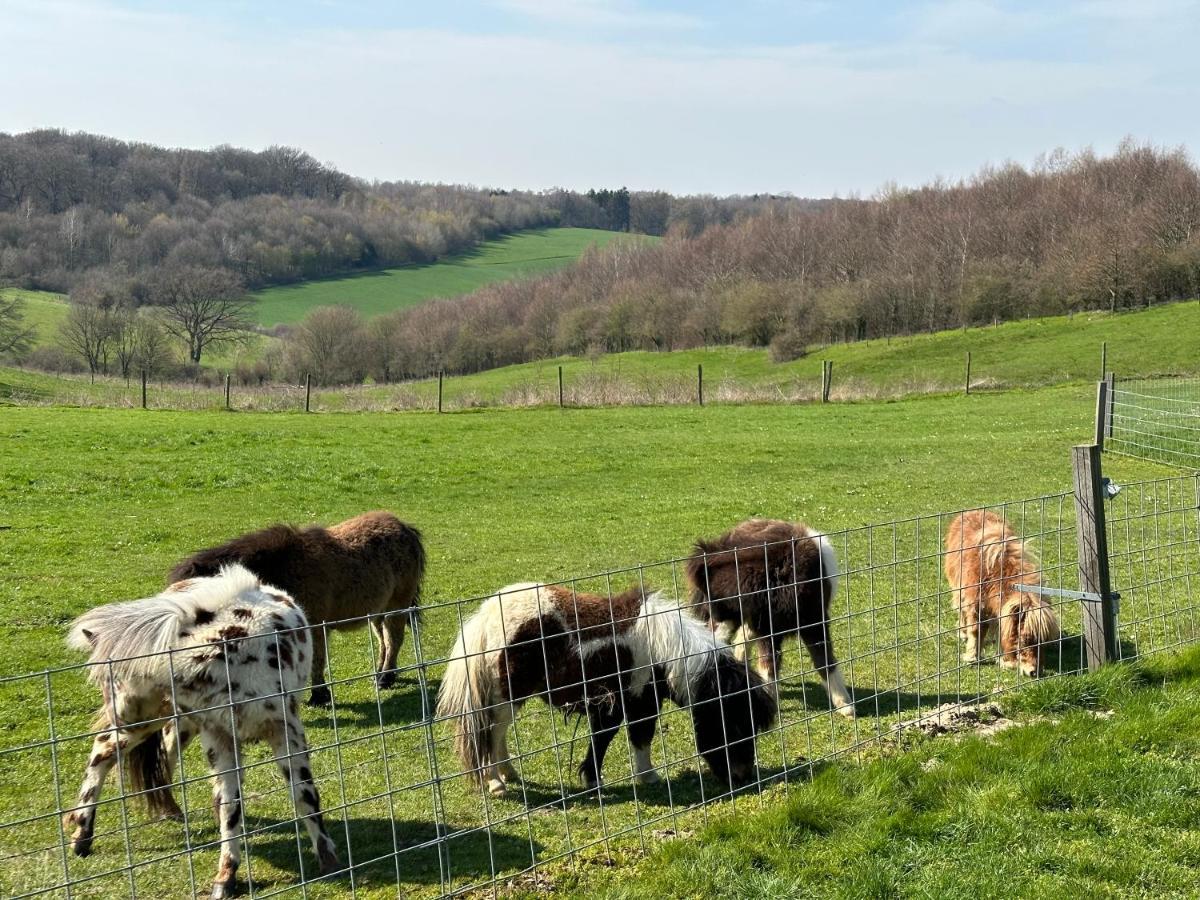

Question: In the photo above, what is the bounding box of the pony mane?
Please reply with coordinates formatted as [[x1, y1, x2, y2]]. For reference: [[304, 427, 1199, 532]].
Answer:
[[68, 564, 263, 684], [167, 525, 305, 582], [633, 593, 725, 702]]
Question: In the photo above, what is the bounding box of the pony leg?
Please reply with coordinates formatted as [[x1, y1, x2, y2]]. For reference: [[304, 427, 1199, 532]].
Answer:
[[799, 624, 855, 718], [750, 630, 781, 701], [480, 702, 518, 797], [625, 682, 664, 785], [959, 596, 984, 664], [266, 714, 340, 878], [372, 612, 408, 690], [307, 626, 332, 706], [580, 701, 625, 791], [63, 720, 158, 857], [200, 727, 243, 900]]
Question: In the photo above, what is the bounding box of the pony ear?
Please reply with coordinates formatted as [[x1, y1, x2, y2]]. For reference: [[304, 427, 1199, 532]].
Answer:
[[80, 628, 96, 646]]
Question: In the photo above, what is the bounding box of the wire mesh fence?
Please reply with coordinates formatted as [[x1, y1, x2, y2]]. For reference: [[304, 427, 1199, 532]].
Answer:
[[1108, 376, 1200, 469], [1, 464, 1196, 899]]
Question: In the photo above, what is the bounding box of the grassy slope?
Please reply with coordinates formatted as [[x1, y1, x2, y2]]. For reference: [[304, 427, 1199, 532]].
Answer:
[[431, 302, 1200, 403], [0, 387, 1179, 898], [252, 228, 646, 326], [2, 287, 69, 345], [554, 650, 1200, 900]]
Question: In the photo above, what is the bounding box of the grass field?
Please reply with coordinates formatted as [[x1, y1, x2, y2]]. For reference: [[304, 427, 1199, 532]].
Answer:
[[251, 228, 646, 326], [547, 649, 1200, 899], [6, 301, 1199, 413], [2, 288, 69, 346], [1, 382, 1193, 898]]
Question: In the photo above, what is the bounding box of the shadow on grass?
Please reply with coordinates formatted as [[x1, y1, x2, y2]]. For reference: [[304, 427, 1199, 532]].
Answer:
[[245, 815, 543, 890]]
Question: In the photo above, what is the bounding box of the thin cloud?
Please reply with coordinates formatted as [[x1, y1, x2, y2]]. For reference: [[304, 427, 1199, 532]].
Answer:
[[492, 0, 704, 30]]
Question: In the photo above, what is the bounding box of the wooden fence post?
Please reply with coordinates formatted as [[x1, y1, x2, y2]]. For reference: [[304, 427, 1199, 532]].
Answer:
[[558, 366, 564, 408], [821, 360, 832, 403], [1072, 444, 1117, 671], [438, 371, 444, 413], [1100, 341, 1107, 379], [697, 364, 704, 406], [304, 373, 311, 413], [1094, 379, 1109, 449], [141, 369, 147, 410], [224, 373, 231, 410], [965, 351, 972, 395]]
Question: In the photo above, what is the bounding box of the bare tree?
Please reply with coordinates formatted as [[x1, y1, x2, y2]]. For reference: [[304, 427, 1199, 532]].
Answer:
[[150, 265, 254, 365], [285, 305, 366, 384], [59, 302, 114, 380]]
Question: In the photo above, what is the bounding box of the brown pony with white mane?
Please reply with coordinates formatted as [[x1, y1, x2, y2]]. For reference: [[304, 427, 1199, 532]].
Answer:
[[685, 519, 855, 717], [169, 510, 425, 706], [63, 565, 340, 900], [437, 582, 778, 797]]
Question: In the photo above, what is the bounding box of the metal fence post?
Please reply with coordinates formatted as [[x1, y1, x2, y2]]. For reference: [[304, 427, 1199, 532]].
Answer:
[[1094, 379, 1109, 450], [1072, 444, 1117, 670], [1105, 372, 1115, 439]]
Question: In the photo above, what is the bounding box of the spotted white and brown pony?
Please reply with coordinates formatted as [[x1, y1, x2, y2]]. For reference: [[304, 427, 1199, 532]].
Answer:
[[437, 582, 778, 797], [63, 564, 340, 900]]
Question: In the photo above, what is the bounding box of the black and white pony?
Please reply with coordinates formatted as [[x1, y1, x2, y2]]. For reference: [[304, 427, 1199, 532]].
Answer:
[[63, 565, 340, 900], [436, 582, 778, 797]]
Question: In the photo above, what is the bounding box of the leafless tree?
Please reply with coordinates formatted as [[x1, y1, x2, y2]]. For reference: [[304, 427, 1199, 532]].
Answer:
[[150, 265, 254, 365], [0, 292, 34, 356]]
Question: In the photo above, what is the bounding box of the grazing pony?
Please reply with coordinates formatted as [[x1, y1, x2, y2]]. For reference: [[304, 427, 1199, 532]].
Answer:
[[437, 582, 778, 797], [63, 565, 339, 900], [943, 510, 1060, 677], [169, 510, 425, 705], [685, 519, 854, 717]]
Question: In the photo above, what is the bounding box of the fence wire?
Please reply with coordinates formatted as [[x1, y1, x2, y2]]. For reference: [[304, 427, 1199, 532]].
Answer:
[[1, 478, 1196, 899], [1109, 376, 1200, 469]]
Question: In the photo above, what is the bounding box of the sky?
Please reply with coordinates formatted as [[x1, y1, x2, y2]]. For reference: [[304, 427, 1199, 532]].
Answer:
[[2, 0, 1198, 196]]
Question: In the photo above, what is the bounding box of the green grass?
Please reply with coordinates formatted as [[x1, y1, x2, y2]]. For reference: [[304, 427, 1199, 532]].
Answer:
[[415, 301, 1200, 405], [2, 288, 69, 346], [251, 228, 647, 326], [0, 384, 1189, 898], [547, 648, 1200, 899]]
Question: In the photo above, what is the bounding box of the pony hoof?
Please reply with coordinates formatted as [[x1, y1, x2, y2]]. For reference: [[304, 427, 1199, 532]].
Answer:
[[375, 671, 396, 690], [487, 780, 507, 797], [70, 838, 92, 858], [307, 688, 332, 707], [210, 879, 239, 900], [835, 704, 857, 719], [635, 770, 661, 785], [318, 846, 342, 876]]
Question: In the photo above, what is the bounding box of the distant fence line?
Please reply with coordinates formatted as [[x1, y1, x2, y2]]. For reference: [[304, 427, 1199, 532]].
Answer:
[[0, 344, 1162, 414], [1104, 373, 1200, 470], [2, 444, 1197, 899]]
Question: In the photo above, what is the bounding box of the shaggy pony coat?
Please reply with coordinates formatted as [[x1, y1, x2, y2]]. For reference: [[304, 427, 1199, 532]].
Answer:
[[169, 510, 425, 705], [943, 510, 1060, 676], [437, 583, 778, 797], [63, 565, 339, 900], [685, 519, 854, 717]]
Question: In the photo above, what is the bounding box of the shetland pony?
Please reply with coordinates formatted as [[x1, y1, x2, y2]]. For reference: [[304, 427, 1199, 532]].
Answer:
[[169, 510, 425, 705], [685, 519, 854, 717], [943, 510, 1060, 677], [437, 582, 778, 797], [63, 565, 340, 900]]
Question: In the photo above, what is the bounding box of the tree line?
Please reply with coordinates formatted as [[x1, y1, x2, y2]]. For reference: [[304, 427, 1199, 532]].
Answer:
[[274, 140, 1196, 383]]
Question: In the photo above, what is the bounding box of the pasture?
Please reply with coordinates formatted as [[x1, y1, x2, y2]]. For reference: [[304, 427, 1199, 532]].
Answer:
[[0, 383, 1188, 898], [251, 228, 645, 326]]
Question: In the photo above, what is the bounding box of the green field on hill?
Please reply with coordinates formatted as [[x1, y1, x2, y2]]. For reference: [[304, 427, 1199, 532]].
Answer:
[[252, 227, 646, 326], [0, 382, 1185, 898], [2, 288, 69, 345]]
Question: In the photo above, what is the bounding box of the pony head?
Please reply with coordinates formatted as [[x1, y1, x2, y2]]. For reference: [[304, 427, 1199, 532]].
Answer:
[[686, 651, 778, 786]]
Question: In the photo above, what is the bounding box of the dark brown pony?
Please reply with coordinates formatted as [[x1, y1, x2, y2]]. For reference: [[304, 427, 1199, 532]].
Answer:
[[169, 511, 425, 705], [685, 519, 855, 717]]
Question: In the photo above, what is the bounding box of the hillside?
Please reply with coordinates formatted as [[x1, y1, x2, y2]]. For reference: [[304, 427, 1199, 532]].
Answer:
[[251, 227, 651, 326], [4, 301, 1196, 410]]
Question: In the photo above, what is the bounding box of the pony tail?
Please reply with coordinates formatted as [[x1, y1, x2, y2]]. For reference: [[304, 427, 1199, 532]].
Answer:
[[436, 611, 498, 784], [127, 730, 176, 817]]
